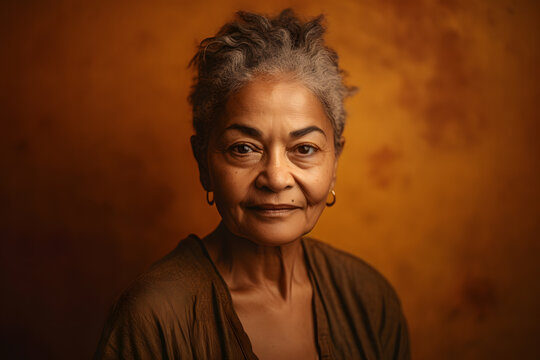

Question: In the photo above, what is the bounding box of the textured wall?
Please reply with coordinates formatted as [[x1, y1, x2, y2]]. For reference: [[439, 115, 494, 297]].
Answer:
[[1, 0, 539, 359]]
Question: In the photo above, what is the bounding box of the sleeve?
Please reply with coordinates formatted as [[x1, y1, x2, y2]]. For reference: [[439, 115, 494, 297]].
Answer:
[[93, 293, 168, 360], [380, 292, 411, 360]]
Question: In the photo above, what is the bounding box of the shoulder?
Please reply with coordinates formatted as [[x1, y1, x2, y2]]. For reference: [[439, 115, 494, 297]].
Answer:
[[94, 235, 213, 359], [124, 235, 212, 302], [303, 237, 400, 306], [303, 237, 407, 343], [113, 236, 208, 307], [304, 238, 410, 359], [304, 237, 384, 277], [111, 234, 219, 323]]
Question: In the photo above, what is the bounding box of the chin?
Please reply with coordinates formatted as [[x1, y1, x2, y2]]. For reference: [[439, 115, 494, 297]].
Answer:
[[236, 222, 313, 247]]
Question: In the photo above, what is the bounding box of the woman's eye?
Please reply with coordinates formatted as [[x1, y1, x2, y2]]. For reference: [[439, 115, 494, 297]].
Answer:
[[229, 143, 255, 154], [295, 144, 318, 155]]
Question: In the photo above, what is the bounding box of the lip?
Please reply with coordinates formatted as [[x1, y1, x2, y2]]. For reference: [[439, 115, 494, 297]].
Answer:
[[245, 203, 301, 216]]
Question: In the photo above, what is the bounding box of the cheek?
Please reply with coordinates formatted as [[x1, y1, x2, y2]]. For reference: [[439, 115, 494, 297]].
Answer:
[[208, 158, 249, 206], [306, 182, 330, 205], [300, 165, 335, 206]]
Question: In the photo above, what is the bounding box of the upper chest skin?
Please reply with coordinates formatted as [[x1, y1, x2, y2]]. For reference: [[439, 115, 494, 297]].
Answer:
[[230, 280, 318, 360]]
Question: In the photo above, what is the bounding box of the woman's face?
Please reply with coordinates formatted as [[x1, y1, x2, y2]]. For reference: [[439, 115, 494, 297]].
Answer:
[[205, 77, 340, 246]]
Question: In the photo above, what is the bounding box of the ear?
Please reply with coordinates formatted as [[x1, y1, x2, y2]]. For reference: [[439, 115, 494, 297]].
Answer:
[[335, 136, 345, 158], [190, 135, 212, 191], [330, 136, 345, 190]]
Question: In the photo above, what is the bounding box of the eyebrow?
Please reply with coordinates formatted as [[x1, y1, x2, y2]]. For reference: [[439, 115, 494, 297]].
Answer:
[[224, 124, 262, 138], [224, 124, 326, 139], [290, 126, 326, 139]]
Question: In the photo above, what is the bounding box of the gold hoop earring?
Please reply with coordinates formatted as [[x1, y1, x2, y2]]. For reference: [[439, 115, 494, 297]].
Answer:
[[326, 189, 336, 207], [206, 191, 215, 206]]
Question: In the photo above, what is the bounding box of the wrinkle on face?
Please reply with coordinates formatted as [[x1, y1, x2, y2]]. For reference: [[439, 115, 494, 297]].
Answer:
[[206, 76, 339, 246]]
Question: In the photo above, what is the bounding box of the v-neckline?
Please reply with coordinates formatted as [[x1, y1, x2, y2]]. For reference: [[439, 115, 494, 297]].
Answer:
[[192, 234, 332, 360]]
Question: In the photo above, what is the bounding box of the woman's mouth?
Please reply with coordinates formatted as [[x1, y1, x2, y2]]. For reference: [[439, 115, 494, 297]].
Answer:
[[246, 204, 301, 216]]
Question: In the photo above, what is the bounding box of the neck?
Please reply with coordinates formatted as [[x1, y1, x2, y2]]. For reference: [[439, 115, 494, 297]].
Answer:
[[202, 222, 309, 301]]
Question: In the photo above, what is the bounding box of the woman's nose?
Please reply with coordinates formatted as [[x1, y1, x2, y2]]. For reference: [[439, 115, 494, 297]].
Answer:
[[255, 151, 294, 192]]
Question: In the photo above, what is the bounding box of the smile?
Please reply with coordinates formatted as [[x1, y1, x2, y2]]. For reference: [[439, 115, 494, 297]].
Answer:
[[246, 204, 301, 217]]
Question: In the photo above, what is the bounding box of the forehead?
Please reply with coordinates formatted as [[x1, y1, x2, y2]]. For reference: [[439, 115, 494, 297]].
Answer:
[[221, 77, 333, 134]]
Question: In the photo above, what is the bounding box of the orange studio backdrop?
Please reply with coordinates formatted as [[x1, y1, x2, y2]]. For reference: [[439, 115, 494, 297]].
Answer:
[[1, 0, 539, 359]]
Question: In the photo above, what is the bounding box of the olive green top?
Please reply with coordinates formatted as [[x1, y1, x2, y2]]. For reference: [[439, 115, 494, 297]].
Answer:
[[94, 235, 410, 359]]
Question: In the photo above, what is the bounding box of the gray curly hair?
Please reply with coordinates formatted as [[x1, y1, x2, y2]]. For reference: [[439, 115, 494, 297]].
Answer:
[[189, 9, 355, 155]]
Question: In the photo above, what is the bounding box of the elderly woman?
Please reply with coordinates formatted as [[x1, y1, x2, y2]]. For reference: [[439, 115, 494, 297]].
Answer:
[[95, 9, 410, 360]]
